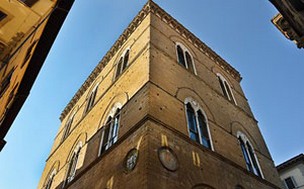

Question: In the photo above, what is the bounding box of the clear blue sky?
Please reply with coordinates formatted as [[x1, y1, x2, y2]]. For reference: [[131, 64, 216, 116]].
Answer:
[[1, 1, 303, 188]]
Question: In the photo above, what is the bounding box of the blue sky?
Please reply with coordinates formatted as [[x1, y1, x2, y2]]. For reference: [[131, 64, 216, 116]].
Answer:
[[0, 1, 303, 188]]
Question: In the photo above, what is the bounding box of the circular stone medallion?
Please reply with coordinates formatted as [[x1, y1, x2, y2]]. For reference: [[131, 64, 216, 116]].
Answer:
[[158, 147, 179, 171], [125, 148, 139, 172]]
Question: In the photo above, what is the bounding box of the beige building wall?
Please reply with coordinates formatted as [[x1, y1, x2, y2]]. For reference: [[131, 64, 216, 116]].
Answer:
[[279, 164, 304, 189]]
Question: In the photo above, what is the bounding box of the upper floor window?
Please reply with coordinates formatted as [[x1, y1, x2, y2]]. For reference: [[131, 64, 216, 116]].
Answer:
[[45, 170, 56, 189], [176, 43, 196, 74], [61, 114, 75, 142], [115, 49, 130, 79], [185, 98, 212, 150], [217, 73, 236, 104], [237, 132, 263, 178], [0, 11, 7, 22], [99, 107, 121, 156], [284, 177, 296, 189], [84, 85, 98, 114], [65, 144, 82, 186]]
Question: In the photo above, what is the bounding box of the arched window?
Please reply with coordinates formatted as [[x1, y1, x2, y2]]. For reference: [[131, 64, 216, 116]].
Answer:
[[217, 73, 236, 104], [61, 113, 75, 142], [185, 98, 212, 150], [45, 169, 56, 189], [99, 107, 121, 155], [84, 84, 98, 114], [176, 43, 196, 74], [237, 132, 263, 178], [115, 49, 130, 79], [65, 144, 82, 185]]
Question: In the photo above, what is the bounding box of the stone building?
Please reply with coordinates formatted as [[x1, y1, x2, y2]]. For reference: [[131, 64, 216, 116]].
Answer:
[[270, 0, 304, 48], [277, 154, 304, 189], [0, 0, 74, 151], [38, 1, 283, 188]]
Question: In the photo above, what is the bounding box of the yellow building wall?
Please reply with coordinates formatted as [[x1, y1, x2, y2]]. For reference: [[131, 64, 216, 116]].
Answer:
[[0, 0, 56, 123]]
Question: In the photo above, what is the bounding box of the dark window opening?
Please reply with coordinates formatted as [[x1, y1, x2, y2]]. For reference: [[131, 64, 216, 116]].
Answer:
[[66, 149, 80, 184], [122, 50, 129, 71], [238, 136, 262, 178], [186, 102, 211, 149], [84, 86, 98, 114], [285, 177, 296, 189], [115, 49, 129, 79], [0, 11, 7, 22], [45, 175, 54, 189], [100, 109, 121, 155], [19, 0, 39, 7], [177, 45, 186, 67], [61, 116, 74, 142], [186, 51, 194, 73], [197, 110, 211, 149]]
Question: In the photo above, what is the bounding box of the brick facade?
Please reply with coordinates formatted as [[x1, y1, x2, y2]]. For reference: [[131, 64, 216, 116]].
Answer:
[[38, 1, 283, 189]]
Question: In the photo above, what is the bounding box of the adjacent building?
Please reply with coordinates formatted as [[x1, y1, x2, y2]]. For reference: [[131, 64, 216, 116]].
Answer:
[[277, 154, 304, 189], [38, 1, 283, 188], [270, 0, 304, 48], [0, 0, 74, 151]]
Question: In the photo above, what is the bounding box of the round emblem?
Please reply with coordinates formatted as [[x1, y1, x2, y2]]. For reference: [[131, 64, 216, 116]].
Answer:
[[125, 148, 139, 172], [158, 147, 179, 171]]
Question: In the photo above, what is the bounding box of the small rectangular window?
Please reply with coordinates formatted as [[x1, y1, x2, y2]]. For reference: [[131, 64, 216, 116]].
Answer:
[[0, 11, 7, 22], [285, 177, 296, 189]]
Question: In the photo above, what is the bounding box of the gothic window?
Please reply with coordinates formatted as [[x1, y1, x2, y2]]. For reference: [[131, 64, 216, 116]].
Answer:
[[176, 43, 196, 74], [185, 99, 212, 150], [84, 85, 98, 114], [237, 132, 263, 178], [284, 177, 296, 189], [45, 171, 56, 189], [217, 73, 236, 104], [0, 11, 7, 22], [61, 113, 76, 142], [99, 108, 121, 155], [65, 146, 81, 185], [115, 49, 130, 79]]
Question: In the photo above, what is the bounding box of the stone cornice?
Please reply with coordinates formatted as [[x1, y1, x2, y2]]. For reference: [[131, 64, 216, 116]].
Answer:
[[60, 0, 242, 121], [60, 1, 152, 121], [148, 1, 241, 81]]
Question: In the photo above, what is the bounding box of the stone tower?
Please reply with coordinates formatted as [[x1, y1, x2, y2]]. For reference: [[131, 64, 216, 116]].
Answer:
[[38, 1, 282, 189]]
